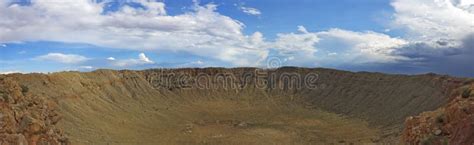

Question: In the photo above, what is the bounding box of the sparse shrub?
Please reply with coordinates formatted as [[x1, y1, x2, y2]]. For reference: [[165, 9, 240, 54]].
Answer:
[[20, 85, 29, 94], [422, 135, 447, 145], [422, 135, 435, 145], [442, 137, 449, 145], [436, 114, 446, 124], [462, 89, 471, 98]]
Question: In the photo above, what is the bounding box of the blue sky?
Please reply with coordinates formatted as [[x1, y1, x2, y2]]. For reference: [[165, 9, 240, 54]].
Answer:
[[0, 0, 473, 77]]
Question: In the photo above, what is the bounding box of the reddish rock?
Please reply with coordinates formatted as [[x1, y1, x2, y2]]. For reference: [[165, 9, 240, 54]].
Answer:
[[0, 76, 68, 145], [402, 84, 474, 145]]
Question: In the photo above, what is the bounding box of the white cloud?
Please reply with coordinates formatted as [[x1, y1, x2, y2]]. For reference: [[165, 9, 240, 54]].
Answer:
[[175, 60, 206, 68], [112, 53, 154, 67], [239, 6, 261, 15], [328, 52, 338, 56], [297, 25, 309, 33], [391, 0, 474, 46], [270, 27, 409, 66], [79, 66, 94, 69], [192, 60, 204, 65], [138, 53, 153, 63], [0, 44, 6, 47], [0, 0, 267, 66], [34, 53, 89, 64], [0, 70, 22, 74], [316, 29, 408, 63], [1, 0, 472, 70], [273, 29, 319, 53], [6, 1, 404, 68], [271, 31, 318, 66]]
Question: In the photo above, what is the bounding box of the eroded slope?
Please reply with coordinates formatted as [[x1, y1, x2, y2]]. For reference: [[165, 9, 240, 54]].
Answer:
[[0, 68, 464, 144], [402, 82, 474, 145], [0, 75, 68, 145]]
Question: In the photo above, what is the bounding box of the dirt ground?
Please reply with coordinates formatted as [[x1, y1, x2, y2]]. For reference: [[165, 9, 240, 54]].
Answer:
[[58, 98, 379, 145], [1, 68, 463, 145]]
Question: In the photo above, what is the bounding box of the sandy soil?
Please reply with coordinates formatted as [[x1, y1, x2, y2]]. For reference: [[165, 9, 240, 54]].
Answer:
[[1, 68, 463, 144]]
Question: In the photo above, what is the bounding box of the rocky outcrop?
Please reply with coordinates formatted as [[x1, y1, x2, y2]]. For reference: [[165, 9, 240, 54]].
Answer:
[[0, 68, 467, 144], [0, 75, 68, 145], [402, 81, 474, 145]]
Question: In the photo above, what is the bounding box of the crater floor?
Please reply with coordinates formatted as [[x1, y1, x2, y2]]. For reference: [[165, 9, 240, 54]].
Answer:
[[1, 68, 461, 145], [59, 98, 379, 145]]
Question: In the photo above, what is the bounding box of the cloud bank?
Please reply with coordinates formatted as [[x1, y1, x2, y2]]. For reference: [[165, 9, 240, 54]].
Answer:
[[34, 53, 89, 64], [0, 0, 268, 66], [239, 6, 261, 16], [110, 53, 155, 67], [0, 0, 473, 76]]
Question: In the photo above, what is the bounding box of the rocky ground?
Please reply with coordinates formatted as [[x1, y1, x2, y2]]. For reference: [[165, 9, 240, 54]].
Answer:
[[402, 81, 474, 145], [0, 75, 68, 145], [0, 68, 468, 144]]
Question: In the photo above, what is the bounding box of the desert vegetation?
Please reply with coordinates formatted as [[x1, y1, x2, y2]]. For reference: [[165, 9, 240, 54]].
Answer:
[[0, 68, 467, 144]]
